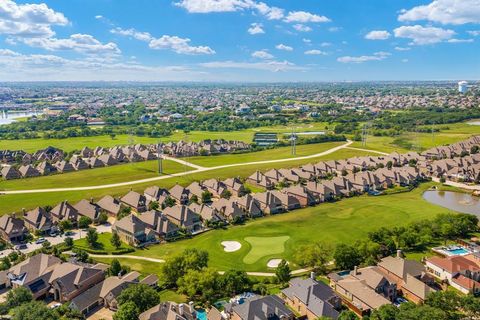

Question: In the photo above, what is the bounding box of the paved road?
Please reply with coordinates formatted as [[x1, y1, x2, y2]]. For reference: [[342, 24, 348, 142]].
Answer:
[[431, 177, 480, 191], [344, 146, 389, 155], [0, 140, 353, 194]]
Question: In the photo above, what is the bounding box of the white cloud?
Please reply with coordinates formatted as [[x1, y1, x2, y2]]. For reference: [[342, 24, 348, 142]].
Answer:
[[337, 51, 391, 63], [175, 0, 284, 19], [200, 60, 306, 72], [111, 27, 153, 41], [252, 49, 273, 59], [293, 24, 312, 32], [402, 59, 409, 63], [328, 26, 340, 32], [248, 23, 264, 35], [320, 42, 332, 47], [0, 0, 68, 38], [302, 38, 311, 43], [95, 15, 103, 19], [398, 0, 480, 25], [365, 30, 391, 40], [393, 25, 455, 45], [275, 44, 293, 51], [468, 30, 480, 36], [304, 49, 327, 55], [284, 11, 330, 23], [394, 46, 411, 51], [149, 35, 215, 55], [21, 34, 121, 55], [447, 38, 474, 43]]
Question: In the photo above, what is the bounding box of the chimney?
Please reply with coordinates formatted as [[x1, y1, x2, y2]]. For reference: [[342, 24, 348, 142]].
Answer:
[[397, 249, 403, 258], [310, 271, 316, 280], [189, 301, 194, 313], [22, 208, 26, 216], [353, 266, 358, 276], [178, 303, 184, 316]]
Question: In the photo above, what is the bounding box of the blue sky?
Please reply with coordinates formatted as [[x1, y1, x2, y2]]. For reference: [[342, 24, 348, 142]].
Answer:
[[0, 0, 479, 81]]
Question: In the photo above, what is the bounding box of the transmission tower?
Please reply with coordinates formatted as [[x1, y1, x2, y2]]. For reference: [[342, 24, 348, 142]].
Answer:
[[361, 123, 368, 147], [157, 141, 163, 175], [291, 127, 296, 156]]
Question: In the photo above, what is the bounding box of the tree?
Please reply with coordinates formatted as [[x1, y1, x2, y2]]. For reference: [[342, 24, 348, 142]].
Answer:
[[117, 207, 131, 220], [86, 228, 98, 248], [97, 212, 108, 225], [78, 216, 92, 229], [163, 196, 176, 208], [58, 220, 72, 232], [294, 242, 333, 274], [461, 294, 480, 319], [110, 133, 116, 140], [74, 249, 89, 262], [148, 201, 159, 211], [275, 259, 291, 284], [162, 248, 209, 287], [370, 304, 399, 320], [201, 191, 213, 203], [12, 301, 57, 320], [113, 301, 139, 320], [111, 232, 122, 249], [334, 244, 362, 270], [177, 268, 219, 303], [64, 236, 74, 248], [220, 189, 232, 199], [109, 258, 122, 276], [386, 161, 393, 169], [117, 284, 160, 314], [189, 194, 199, 205], [6, 287, 33, 308], [425, 290, 461, 319], [337, 310, 357, 320], [220, 270, 250, 296]]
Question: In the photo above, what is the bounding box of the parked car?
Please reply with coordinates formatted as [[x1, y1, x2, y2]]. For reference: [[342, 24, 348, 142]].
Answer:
[[50, 303, 62, 309], [35, 238, 46, 244], [14, 244, 27, 250]]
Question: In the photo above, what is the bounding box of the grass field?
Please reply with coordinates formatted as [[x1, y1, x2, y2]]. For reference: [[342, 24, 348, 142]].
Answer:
[[243, 236, 290, 264], [0, 146, 376, 215], [187, 141, 344, 167], [0, 159, 190, 191], [94, 183, 454, 274], [0, 123, 330, 153], [74, 232, 133, 253]]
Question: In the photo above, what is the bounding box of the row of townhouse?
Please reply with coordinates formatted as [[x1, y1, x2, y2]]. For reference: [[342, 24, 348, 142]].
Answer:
[[0, 198, 109, 243], [0, 253, 158, 318], [0, 139, 250, 180], [422, 136, 480, 160], [328, 252, 439, 317], [421, 153, 480, 183]]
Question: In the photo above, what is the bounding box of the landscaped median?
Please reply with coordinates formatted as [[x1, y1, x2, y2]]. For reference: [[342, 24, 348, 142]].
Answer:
[[73, 232, 135, 255]]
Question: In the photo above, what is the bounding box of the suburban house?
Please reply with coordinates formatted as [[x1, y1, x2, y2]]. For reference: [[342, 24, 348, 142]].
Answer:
[[225, 295, 295, 320], [138, 210, 180, 240], [426, 254, 480, 294], [74, 199, 101, 223], [202, 179, 227, 197], [271, 190, 301, 211], [377, 254, 437, 303], [253, 192, 284, 214], [144, 186, 169, 202], [1, 166, 21, 180], [18, 164, 40, 178], [23, 207, 53, 234], [120, 191, 147, 213], [97, 195, 122, 216], [0, 214, 28, 243], [140, 302, 197, 320], [112, 214, 156, 246], [169, 184, 191, 205], [49, 201, 79, 227], [186, 181, 207, 200], [282, 276, 342, 320], [235, 194, 263, 218], [283, 185, 317, 207], [54, 160, 75, 173], [36, 161, 56, 175], [247, 171, 275, 189], [188, 203, 226, 224], [223, 177, 247, 197], [212, 198, 246, 221], [163, 205, 202, 233]]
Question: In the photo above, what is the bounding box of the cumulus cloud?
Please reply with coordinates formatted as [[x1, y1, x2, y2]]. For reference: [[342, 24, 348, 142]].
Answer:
[[0, 0, 68, 38], [394, 46, 411, 51], [21, 34, 121, 55], [275, 44, 293, 51], [110, 27, 153, 41], [149, 35, 215, 55], [293, 24, 312, 32], [175, 0, 284, 20], [199, 60, 306, 72], [304, 49, 327, 55], [398, 0, 480, 25], [447, 38, 474, 43], [393, 25, 455, 45], [467, 30, 480, 36], [365, 30, 391, 40], [247, 23, 264, 35], [337, 51, 391, 63], [284, 11, 330, 23], [251, 49, 273, 59], [302, 38, 311, 43]]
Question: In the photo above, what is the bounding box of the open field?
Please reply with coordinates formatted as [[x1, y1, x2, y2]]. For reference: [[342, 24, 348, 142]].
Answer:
[[0, 123, 330, 153], [0, 145, 376, 215], [187, 141, 344, 167], [0, 159, 190, 191], [94, 183, 453, 274], [74, 232, 134, 253]]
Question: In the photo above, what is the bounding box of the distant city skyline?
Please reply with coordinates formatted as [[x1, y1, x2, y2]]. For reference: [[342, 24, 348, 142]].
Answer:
[[0, 0, 479, 82]]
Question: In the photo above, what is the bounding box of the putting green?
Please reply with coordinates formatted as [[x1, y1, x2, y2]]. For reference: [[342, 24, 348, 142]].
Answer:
[[243, 236, 290, 264]]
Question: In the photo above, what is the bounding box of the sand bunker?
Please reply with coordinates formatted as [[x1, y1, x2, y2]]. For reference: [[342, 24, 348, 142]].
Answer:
[[221, 241, 242, 252], [267, 259, 284, 268]]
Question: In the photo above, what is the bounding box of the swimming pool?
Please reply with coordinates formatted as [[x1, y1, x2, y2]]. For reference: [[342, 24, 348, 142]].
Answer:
[[196, 309, 207, 320], [446, 247, 470, 255], [433, 245, 472, 257]]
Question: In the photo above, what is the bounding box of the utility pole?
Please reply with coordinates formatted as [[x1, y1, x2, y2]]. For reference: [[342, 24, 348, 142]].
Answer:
[[291, 127, 296, 156], [361, 123, 368, 147], [431, 121, 436, 145], [157, 141, 163, 175]]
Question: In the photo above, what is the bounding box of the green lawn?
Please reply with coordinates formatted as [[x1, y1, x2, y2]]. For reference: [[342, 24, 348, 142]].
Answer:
[[112, 183, 454, 273], [243, 236, 290, 264], [187, 142, 344, 167], [0, 123, 330, 153], [0, 145, 376, 215], [0, 159, 190, 191], [74, 232, 133, 253]]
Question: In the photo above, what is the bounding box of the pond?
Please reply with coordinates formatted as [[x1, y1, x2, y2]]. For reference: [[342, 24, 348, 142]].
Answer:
[[423, 190, 480, 216], [0, 110, 42, 125]]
